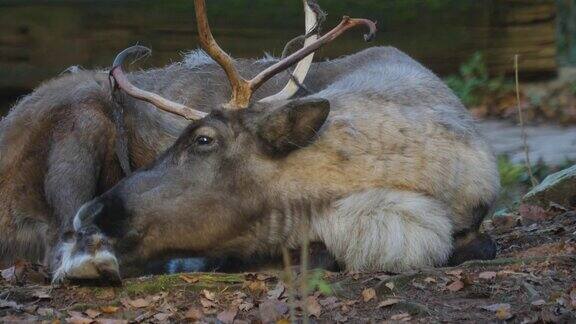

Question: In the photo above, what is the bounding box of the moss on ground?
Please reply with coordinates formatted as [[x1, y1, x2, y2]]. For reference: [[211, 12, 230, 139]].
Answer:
[[122, 273, 245, 296]]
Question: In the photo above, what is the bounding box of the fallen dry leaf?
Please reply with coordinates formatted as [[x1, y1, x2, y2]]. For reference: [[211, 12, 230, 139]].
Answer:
[[126, 298, 150, 308], [390, 312, 412, 321], [67, 316, 93, 324], [362, 288, 377, 302], [267, 282, 285, 300], [85, 309, 101, 319], [100, 306, 119, 314], [95, 288, 116, 300], [531, 299, 546, 307], [478, 271, 497, 280], [0, 300, 22, 311], [96, 319, 128, 324], [200, 297, 217, 309], [319, 296, 339, 309], [256, 273, 272, 281], [334, 312, 349, 322], [492, 214, 518, 231], [184, 307, 204, 320], [217, 308, 238, 324], [385, 282, 395, 290], [201, 289, 216, 301], [246, 280, 268, 295], [306, 295, 322, 317], [239, 301, 254, 312], [32, 288, 51, 300], [258, 300, 286, 323], [153, 312, 172, 322], [496, 306, 513, 320], [496, 270, 517, 277], [519, 204, 551, 222], [68, 311, 86, 318], [445, 269, 463, 278], [446, 280, 464, 292], [1, 266, 15, 282], [151, 293, 167, 302], [378, 298, 400, 308], [179, 274, 199, 284], [481, 303, 511, 313], [36, 307, 54, 317], [424, 277, 436, 283], [133, 312, 153, 322]]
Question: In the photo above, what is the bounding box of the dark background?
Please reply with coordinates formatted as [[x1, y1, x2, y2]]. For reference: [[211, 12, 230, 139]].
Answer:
[[0, 0, 573, 114]]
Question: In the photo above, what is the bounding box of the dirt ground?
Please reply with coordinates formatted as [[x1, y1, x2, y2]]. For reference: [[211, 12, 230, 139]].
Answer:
[[1, 208, 575, 323]]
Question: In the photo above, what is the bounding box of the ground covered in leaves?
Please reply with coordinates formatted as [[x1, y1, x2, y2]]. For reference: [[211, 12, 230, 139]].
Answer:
[[1, 207, 576, 323]]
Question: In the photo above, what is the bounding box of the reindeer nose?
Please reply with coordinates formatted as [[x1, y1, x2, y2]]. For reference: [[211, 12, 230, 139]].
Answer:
[[73, 199, 104, 232]]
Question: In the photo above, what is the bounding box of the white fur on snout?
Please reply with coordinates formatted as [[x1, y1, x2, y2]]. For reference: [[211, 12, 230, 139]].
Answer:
[[52, 242, 119, 284]]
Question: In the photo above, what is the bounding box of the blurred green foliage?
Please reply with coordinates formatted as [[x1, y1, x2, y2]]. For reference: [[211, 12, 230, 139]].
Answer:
[[444, 52, 512, 107], [498, 156, 527, 189], [556, 0, 576, 65], [306, 269, 333, 295], [498, 155, 575, 194], [496, 155, 574, 210]]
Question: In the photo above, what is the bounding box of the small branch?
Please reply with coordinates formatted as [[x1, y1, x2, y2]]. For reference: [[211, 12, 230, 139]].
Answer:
[[281, 247, 297, 323], [514, 54, 537, 188], [300, 222, 310, 324]]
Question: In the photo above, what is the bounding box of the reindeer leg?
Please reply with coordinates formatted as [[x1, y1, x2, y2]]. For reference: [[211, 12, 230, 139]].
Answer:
[[43, 107, 122, 283]]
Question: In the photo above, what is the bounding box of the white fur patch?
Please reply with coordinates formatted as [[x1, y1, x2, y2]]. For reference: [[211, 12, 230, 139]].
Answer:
[[52, 242, 119, 284], [312, 189, 453, 272], [254, 52, 278, 64], [183, 50, 215, 68], [73, 208, 84, 232]]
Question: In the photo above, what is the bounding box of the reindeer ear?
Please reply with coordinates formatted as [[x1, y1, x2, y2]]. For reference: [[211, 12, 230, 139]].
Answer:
[[258, 98, 330, 156]]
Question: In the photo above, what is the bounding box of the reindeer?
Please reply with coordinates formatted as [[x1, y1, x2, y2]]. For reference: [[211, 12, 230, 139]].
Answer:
[[0, 0, 336, 277], [55, 0, 500, 283]]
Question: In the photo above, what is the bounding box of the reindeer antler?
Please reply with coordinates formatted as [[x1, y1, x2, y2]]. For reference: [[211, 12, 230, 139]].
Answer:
[[194, 0, 377, 109], [259, 0, 324, 103], [110, 1, 377, 116], [109, 46, 207, 120], [193, 0, 252, 109]]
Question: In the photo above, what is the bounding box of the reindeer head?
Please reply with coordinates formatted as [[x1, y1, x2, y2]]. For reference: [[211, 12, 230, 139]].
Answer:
[[62, 0, 375, 281]]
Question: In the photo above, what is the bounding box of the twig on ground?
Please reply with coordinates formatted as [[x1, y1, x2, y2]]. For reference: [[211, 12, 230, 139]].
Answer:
[[514, 54, 538, 188], [281, 246, 297, 322], [300, 222, 310, 324]]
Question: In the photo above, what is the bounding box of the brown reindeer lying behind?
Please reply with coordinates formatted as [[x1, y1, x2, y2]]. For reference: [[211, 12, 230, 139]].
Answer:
[[52, 0, 499, 282], [0, 0, 330, 275]]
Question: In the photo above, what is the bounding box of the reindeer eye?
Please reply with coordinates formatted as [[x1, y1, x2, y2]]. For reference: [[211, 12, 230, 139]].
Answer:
[[195, 135, 214, 146]]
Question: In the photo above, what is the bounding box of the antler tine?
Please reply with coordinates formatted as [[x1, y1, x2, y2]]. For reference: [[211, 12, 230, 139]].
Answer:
[[249, 17, 377, 94], [259, 0, 323, 103], [109, 45, 207, 120], [193, 0, 251, 109]]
